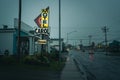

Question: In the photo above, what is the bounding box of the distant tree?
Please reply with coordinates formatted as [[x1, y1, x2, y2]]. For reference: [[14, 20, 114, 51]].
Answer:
[[91, 42, 95, 48]]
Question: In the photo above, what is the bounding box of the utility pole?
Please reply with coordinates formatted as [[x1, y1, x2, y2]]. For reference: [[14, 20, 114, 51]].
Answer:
[[102, 26, 109, 55], [59, 0, 61, 61], [18, 0, 22, 63]]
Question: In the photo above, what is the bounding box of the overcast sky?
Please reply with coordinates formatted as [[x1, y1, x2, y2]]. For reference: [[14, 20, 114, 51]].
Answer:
[[0, 0, 120, 45]]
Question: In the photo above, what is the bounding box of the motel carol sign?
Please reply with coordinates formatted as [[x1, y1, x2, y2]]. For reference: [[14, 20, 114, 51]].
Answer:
[[34, 7, 49, 34]]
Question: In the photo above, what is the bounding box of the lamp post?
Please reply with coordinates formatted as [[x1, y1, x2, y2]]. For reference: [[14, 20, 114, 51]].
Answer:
[[67, 31, 77, 45]]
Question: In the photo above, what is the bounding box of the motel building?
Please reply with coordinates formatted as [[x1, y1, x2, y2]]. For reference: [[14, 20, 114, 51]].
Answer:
[[0, 18, 50, 56]]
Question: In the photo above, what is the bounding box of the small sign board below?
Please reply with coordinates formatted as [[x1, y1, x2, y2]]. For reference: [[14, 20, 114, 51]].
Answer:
[[38, 40, 47, 44]]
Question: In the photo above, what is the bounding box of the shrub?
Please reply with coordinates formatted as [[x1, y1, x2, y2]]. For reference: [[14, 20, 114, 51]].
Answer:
[[23, 55, 39, 65], [4, 49, 9, 56], [0, 56, 16, 65], [49, 53, 59, 61], [40, 56, 50, 65], [23, 55, 50, 66], [35, 53, 41, 60]]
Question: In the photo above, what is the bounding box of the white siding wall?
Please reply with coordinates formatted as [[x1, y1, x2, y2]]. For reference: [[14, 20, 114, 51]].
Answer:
[[50, 40, 63, 51], [0, 33, 13, 55], [50, 41, 59, 46], [14, 18, 34, 32]]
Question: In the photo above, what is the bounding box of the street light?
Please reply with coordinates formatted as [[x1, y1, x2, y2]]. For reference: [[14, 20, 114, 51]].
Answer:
[[67, 31, 77, 45]]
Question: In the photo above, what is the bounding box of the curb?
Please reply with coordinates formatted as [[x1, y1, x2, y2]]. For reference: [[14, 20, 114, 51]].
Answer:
[[73, 58, 88, 80]]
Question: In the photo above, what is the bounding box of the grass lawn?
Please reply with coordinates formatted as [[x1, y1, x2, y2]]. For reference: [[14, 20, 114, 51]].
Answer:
[[0, 61, 65, 80], [0, 60, 66, 70], [0, 52, 68, 80]]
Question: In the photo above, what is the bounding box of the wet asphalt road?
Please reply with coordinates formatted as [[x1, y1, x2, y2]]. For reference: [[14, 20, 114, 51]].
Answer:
[[70, 50, 120, 80]]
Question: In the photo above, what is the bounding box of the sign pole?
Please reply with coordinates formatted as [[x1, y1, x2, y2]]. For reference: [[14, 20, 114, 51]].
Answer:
[[41, 34, 44, 55]]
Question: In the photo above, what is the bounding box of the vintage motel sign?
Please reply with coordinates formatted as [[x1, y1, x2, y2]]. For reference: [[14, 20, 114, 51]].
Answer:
[[34, 7, 49, 29]]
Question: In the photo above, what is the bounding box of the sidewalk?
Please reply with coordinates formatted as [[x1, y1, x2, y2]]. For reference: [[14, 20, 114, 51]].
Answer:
[[60, 55, 84, 80]]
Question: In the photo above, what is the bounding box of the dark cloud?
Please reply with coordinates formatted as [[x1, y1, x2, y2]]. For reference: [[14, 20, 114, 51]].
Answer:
[[0, 0, 120, 45]]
